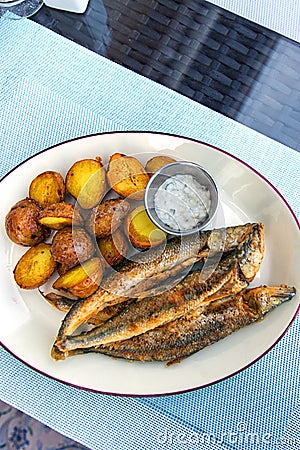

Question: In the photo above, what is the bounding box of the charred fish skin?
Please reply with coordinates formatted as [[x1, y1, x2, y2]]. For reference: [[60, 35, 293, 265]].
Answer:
[[52, 223, 263, 358], [206, 222, 259, 253], [59, 257, 241, 352], [57, 222, 264, 353], [238, 222, 264, 282], [242, 285, 296, 315], [91, 285, 296, 363], [54, 232, 208, 342], [86, 299, 135, 326], [47, 223, 259, 314]]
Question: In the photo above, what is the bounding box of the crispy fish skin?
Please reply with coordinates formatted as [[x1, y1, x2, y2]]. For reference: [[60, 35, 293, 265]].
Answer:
[[81, 285, 296, 363], [205, 222, 258, 253], [86, 299, 135, 325], [58, 223, 264, 353], [54, 232, 207, 342], [52, 223, 262, 358], [59, 258, 242, 352], [87, 272, 195, 326], [39, 288, 135, 325], [47, 223, 258, 319], [47, 223, 263, 318], [237, 223, 264, 282], [52, 262, 240, 360]]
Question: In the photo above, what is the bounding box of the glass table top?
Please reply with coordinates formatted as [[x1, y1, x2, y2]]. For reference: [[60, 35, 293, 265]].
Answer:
[[32, 0, 300, 152]]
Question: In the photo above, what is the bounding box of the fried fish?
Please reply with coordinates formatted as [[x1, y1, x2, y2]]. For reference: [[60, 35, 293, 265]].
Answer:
[[66, 285, 296, 364], [56, 223, 264, 355], [54, 223, 261, 345]]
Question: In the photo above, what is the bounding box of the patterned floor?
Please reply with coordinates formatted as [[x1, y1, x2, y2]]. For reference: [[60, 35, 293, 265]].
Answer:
[[0, 400, 89, 450], [32, 0, 300, 151]]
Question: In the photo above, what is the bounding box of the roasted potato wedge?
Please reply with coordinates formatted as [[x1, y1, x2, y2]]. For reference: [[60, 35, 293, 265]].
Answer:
[[29, 171, 65, 208], [38, 202, 84, 229], [65, 157, 106, 209], [97, 229, 128, 267], [53, 257, 103, 299], [126, 205, 167, 248], [85, 198, 130, 238], [5, 198, 50, 246], [51, 226, 95, 266], [145, 156, 177, 175], [14, 243, 56, 289], [107, 153, 149, 200]]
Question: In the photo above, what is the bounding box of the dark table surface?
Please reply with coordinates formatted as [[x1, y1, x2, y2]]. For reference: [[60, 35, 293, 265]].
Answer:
[[32, 0, 300, 152]]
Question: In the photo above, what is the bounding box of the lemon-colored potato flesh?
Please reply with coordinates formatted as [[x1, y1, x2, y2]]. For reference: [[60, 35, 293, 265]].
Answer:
[[66, 159, 106, 209], [39, 217, 72, 228], [127, 206, 166, 248], [54, 258, 101, 289]]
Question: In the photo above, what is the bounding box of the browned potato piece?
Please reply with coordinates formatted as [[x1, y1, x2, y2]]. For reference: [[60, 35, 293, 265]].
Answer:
[[65, 157, 106, 209], [107, 153, 149, 200], [29, 171, 65, 208], [97, 229, 128, 267], [38, 202, 84, 230], [51, 226, 95, 266], [14, 243, 56, 289], [126, 205, 167, 248], [57, 262, 76, 276], [145, 156, 177, 175], [53, 257, 103, 299], [85, 198, 130, 239], [5, 198, 50, 246]]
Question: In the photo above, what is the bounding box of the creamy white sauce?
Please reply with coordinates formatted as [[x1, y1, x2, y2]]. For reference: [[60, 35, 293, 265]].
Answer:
[[154, 174, 211, 231]]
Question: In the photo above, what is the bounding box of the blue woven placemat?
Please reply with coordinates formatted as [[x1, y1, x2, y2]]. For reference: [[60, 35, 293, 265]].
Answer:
[[0, 18, 299, 450], [206, 0, 300, 42]]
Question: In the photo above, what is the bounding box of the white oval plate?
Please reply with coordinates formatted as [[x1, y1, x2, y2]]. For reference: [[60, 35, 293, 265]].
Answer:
[[0, 132, 299, 396]]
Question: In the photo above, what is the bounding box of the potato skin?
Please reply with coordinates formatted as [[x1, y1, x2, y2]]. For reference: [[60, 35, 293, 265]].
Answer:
[[145, 156, 176, 175], [107, 153, 150, 200], [38, 202, 84, 229], [29, 171, 65, 208], [85, 198, 130, 239], [51, 226, 95, 266], [5, 198, 50, 246], [14, 243, 56, 289], [53, 257, 103, 299], [57, 262, 75, 276], [97, 229, 128, 267]]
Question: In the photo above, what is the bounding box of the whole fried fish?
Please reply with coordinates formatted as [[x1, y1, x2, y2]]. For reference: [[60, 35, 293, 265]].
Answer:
[[56, 223, 264, 355], [53, 223, 260, 343], [66, 285, 296, 364], [53, 232, 205, 343]]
